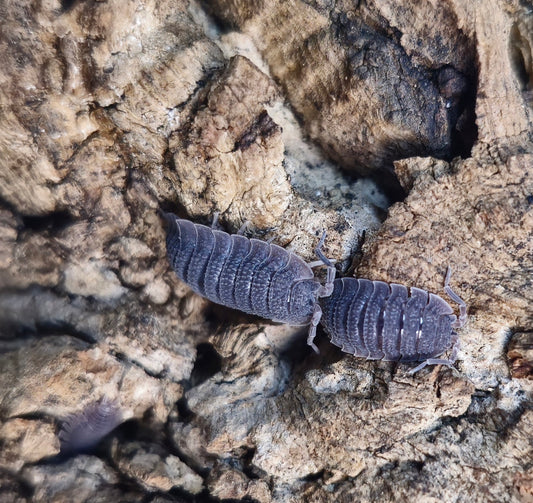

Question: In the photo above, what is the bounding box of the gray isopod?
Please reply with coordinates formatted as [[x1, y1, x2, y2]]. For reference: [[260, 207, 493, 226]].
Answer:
[[58, 398, 122, 453], [318, 269, 467, 373], [162, 213, 336, 347]]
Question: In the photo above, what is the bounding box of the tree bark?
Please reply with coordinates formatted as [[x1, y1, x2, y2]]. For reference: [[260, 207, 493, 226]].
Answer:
[[0, 0, 531, 502]]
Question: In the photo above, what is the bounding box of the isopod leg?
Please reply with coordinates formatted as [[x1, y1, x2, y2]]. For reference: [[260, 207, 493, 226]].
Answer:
[[211, 212, 251, 235], [448, 334, 460, 365], [407, 333, 460, 375], [314, 231, 336, 297], [444, 267, 467, 328], [211, 212, 220, 229], [237, 221, 251, 235], [307, 304, 322, 354], [407, 358, 451, 374]]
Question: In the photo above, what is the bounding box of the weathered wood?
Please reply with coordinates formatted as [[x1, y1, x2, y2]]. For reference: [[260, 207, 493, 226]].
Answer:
[[0, 0, 531, 501]]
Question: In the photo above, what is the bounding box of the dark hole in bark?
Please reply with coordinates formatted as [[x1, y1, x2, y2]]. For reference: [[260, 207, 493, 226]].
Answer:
[[21, 210, 74, 233], [60, 0, 78, 11], [509, 23, 533, 93], [190, 342, 222, 388]]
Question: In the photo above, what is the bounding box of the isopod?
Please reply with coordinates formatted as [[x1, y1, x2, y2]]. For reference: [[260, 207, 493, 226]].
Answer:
[[162, 213, 336, 348], [58, 397, 122, 453], [318, 268, 467, 373]]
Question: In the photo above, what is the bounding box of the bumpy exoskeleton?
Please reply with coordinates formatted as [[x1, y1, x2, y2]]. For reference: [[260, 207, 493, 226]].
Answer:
[[318, 269, 467, 373], [58, 398, 122, 453], [162, 213, 335, 349]]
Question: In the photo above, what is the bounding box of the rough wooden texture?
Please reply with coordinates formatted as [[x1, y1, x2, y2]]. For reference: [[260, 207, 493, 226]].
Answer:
[[360, 154, 532, 370], [204, 0, 479, 176], [0, 0, 532, 502]]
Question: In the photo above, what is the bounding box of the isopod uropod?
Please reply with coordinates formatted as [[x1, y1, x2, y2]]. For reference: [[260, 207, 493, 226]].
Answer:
[[318, 268, 467, 373], [162, 213, 336, 348]]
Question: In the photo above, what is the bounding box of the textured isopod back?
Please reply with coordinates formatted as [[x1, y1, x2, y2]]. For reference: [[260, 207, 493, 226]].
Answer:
[[162, 213, 336, 347], [319, 270, 466, 373], [58, 398, 122, 453]]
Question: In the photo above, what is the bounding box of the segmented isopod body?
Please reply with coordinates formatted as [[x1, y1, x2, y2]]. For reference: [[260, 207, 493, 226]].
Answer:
[[58, 398, 122, 453], [319, 269, 467, 373], [163, 213, 335, 347]]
